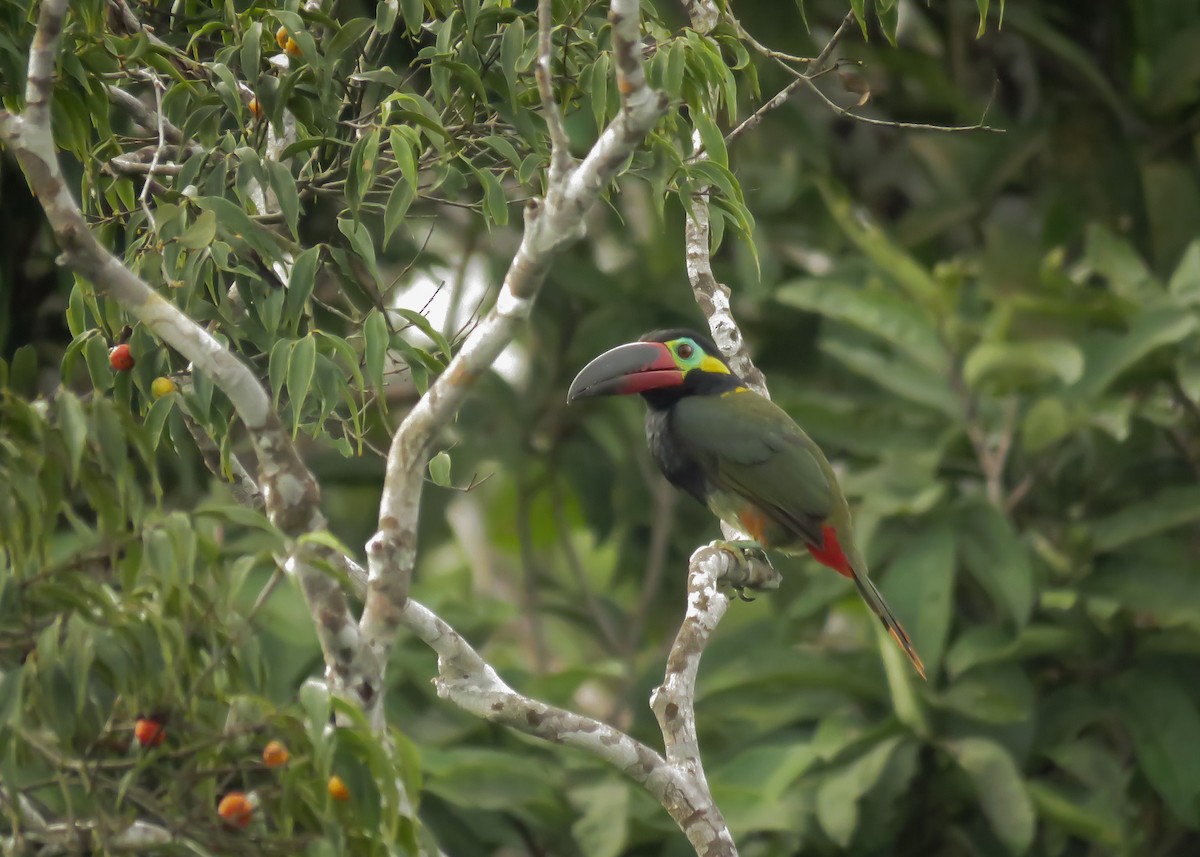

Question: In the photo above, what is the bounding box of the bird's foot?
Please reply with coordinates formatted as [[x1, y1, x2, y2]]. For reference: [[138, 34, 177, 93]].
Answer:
[[709, 539, 778, 598]]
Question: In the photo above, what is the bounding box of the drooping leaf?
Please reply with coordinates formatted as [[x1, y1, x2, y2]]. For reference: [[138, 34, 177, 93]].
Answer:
[[1111, 670, 1200, 829], [878, 521, 956, 679], [816, 736, 904, 847], [946, 737, 1035, 854]]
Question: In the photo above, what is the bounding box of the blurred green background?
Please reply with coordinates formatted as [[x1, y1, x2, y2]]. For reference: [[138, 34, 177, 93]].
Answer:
[[4, 0, 1200, 854]]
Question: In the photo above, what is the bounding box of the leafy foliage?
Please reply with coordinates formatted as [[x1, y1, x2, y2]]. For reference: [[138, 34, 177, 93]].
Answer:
[[3, 0, 1200, 855]]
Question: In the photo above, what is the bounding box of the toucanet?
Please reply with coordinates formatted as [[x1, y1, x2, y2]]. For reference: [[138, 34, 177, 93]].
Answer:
[[568, 328, 926, 679]]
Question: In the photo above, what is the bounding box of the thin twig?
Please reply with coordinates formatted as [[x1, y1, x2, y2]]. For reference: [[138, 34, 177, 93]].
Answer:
[[537, 0, 572, 183], [722, 12, 856, 148]]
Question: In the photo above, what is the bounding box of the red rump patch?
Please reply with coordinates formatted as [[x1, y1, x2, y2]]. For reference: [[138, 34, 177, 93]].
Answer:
[[807, 525, 854, 579]]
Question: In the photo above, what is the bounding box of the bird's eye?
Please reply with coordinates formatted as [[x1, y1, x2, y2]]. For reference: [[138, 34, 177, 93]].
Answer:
[[676, 343, 694, 359]]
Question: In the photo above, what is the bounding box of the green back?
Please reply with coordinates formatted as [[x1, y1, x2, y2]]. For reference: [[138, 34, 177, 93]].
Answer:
[[670, 390, 854, 552]]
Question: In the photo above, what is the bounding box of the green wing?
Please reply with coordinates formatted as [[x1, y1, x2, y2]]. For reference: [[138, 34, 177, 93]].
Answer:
[[670, 391, 838, 546]]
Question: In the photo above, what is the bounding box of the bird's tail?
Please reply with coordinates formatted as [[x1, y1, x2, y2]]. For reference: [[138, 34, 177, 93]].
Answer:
[[852, 574, 926, 680]]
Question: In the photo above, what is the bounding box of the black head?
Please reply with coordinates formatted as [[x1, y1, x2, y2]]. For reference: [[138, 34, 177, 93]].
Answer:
[[567, 328, 745, 410]]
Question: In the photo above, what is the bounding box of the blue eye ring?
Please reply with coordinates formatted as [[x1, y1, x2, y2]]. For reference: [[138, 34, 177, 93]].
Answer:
[[676, 342, 695, 359]]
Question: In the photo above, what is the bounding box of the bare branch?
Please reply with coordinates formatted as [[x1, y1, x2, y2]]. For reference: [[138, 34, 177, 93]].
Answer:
[[723, 12, 857, 148], [537, 0, 572, 183], [684, 180, 768, 395], [682, 0, 720, 34], [722, 12, 1001, 145], [106, 85, 191, 150], [610, 0, 652, 111], [359, 0, 667, 713]]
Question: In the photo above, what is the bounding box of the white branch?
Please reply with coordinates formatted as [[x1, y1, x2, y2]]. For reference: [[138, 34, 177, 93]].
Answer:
[[537, 0, 572, 183], [358, 0, 668, 713]]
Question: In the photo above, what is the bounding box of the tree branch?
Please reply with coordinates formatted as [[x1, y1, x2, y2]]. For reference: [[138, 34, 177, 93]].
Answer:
[[358, 0, 668, 716], [537, 0, 572, 183]]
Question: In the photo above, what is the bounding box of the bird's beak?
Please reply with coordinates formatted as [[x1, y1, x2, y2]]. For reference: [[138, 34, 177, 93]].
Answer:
[[567, 341, 683, 401]]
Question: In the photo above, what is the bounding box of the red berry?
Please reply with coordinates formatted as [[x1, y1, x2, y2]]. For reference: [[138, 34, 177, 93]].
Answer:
[[109, 343, 135, 372], [134, 717, 166, 747]]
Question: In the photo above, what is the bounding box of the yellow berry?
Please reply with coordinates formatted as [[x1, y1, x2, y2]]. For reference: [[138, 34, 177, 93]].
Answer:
[[275, 26, 289, 50], [262, 740, 289, 768], [284, 37, 302, 58], [328, 774, 350, 802], [150, 376, 176, 399]]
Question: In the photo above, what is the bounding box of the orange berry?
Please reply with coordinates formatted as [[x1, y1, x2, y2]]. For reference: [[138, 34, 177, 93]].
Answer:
[[248, 98, 262, 119], [262, 740, 289, 768], [217, 791, 256, 827], [275, 26, 289, 50], [327, 774, 349, 802], [150, 376, 176, 399], [284, 37, 302, 58], [134, 717, 165, 747], [109, 343, 135, 372]]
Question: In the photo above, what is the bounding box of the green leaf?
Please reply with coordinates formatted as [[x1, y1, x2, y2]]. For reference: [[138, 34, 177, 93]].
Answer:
[[84, 335, 113, 392], [337, 217, 380, 287], [963, 340, 1084, 389], [346, 129, 382, 215], [1168, 240, 1200, 302], [1085, 548, 1200, 630], [1073, 306, 1198, 399], [820, 339, 958, 416], [777, 278, 947, 371], [665, 40, 687, 100], [142, 393, 175, 451], [818, 180, 938, 304], [0, 666, 24, 729], [1083, 223, 1156, 296], [975, 0, 990, 37], [178, 209, 218, 250], [956, 500, 1033, 626], [375, 0, 398, 34], [693, 111, 727, 169], [1111, 670, 1200, 828], [364, 310, 389, 392], [945, 737, 1035, 854], [1087, 484, 1200, 552], [1021, 395, 1071, 452], [428, 451, 451, 487], [590, 52, 610, 133], [500, 17, 524, 104], [877, 0, 898, 45], [816, 736, 904, 847], [383, 181, 415, 250], [570, 782, 629, 857], [394, 308, 452, 362], [288, 335, 317, 436], [1028, 781, 1126, 849], [481, 135, 522, 170], [476, 167, 509, 227], [57, 390, 88, 484], [285, 245, 320, 333], [268, 337, 292, 407], [265, 160, 300, 237], [879, 521, 956, 679]]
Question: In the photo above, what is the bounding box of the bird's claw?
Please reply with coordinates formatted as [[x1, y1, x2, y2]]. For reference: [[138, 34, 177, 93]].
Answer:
[[732, 586, 757, 602], [710, 539, 775, 600]]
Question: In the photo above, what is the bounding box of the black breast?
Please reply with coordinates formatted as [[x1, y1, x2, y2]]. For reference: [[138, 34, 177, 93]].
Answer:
[[645, 407, 709, 504]]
